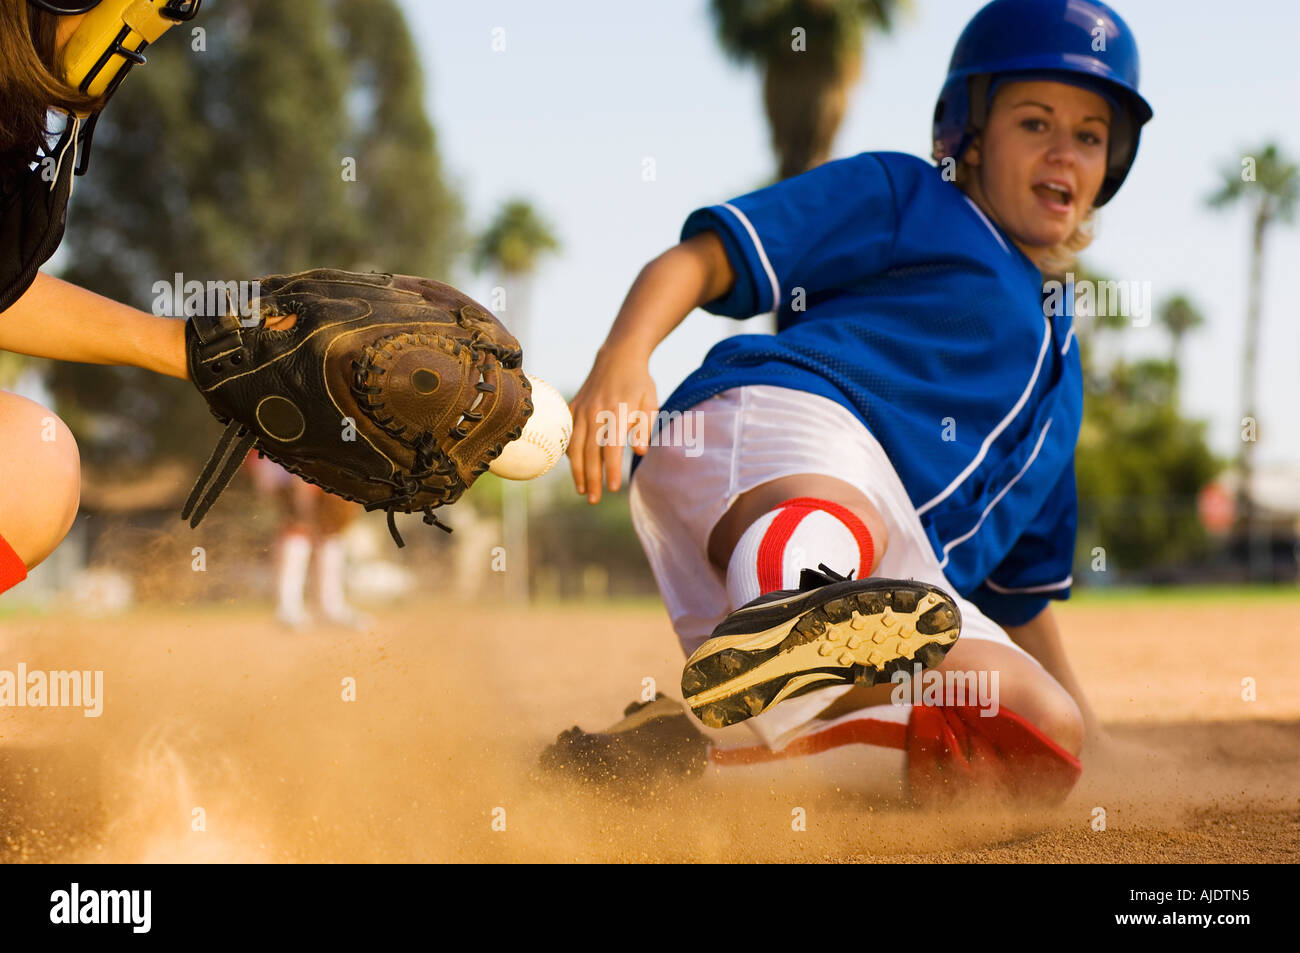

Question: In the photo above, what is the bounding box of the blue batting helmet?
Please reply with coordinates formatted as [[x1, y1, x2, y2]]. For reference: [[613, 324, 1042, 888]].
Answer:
[[932, 0, 1154, 207]]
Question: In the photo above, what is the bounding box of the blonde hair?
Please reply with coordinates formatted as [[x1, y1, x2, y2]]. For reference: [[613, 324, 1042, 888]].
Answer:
[[953, 157, 1096, 278]]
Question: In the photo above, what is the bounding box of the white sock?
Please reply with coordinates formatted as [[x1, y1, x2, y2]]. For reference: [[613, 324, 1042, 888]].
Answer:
[[725, 496, 876, 608], [315, 536, 350, 619], [277, 532, 312, 620]]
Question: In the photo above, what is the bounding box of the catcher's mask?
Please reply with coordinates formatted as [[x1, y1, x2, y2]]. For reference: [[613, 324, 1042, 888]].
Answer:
[[27, 0, 200, 176], [0, 1, 199, 312], [31, 0, 201, 101]]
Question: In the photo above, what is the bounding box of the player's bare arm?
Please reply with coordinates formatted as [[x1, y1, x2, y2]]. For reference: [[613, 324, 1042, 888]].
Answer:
[[0, 272, 189, 379], [568, 230, 733, 503]]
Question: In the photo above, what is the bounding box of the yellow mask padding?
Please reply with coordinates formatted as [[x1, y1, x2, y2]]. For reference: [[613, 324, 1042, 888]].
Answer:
[[60, 0, 185, 97]]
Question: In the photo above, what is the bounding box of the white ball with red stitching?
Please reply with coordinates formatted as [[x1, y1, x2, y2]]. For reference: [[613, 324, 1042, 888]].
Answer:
[[488, 375, 572, 480]]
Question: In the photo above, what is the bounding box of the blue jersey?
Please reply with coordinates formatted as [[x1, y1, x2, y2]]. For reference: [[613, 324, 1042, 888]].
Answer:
[[636, 151, 1081, 627]]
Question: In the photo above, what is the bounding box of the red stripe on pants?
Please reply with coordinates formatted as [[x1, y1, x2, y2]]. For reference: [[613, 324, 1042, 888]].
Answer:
[[710, 717, 906, 765]]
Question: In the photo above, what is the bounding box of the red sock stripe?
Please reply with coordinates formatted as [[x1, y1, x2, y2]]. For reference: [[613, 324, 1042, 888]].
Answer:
[[710, 717, 906, 766], [0, 530, 29, 596], [755, 497, 874, 594], [755, 503, 808, 593]]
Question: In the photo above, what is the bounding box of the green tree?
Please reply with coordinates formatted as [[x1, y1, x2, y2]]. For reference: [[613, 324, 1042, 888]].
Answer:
[[1206, 143, 1298, 568], [474, 200, 560, 277], [472, 198, 559, 379], [1073, 273, 1223, 578], [334, 0, 463, 274], [1075, 376, 1221, 575], [472, 199, 560, 602], [710, 0, 902, 180], [50, 0, 461, 468], [1157, 293, 1205, 377]]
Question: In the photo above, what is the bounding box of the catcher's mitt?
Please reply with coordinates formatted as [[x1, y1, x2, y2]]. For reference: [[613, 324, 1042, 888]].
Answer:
[[182, 269, 533, 546]]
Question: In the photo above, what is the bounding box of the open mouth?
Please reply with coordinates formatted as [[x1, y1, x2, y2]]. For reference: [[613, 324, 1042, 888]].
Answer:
[[1032, 181, 1074, 212]]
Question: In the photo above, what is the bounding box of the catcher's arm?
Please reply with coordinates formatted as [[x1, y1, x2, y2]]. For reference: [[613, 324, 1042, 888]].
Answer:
[[0, 273, 188, 379], [568, 230, 734, 503]]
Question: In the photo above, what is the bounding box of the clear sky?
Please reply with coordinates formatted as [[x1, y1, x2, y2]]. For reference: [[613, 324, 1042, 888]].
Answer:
[[398, 0, 1300, 468]]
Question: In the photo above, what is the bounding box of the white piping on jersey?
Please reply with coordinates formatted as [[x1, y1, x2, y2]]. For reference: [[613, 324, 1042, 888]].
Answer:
[[53, 114, 81, 200], [917, 315, 1052, 517], [984, 575, 1074, 594], [719, 202, 781, 311], [1061, 326, 1075, 356], [937, 417, 1053, 571], [962, 195, 1011, 255]]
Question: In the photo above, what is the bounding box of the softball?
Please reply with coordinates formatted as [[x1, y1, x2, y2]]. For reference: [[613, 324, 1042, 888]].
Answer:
[[488, 375, 572, 480]]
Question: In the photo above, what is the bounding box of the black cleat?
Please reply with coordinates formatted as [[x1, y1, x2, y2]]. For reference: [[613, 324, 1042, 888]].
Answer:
[[681, 565, 961, 729], [539, 694, 711, 787]]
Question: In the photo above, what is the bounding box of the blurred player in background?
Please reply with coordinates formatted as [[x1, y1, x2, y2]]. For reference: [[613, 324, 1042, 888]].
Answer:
[[247, 452, 370, 631], [548, 0, 1154, 806]]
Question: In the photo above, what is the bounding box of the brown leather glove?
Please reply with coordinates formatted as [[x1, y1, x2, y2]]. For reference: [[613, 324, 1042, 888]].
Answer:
[[182, 269, 532, 546]]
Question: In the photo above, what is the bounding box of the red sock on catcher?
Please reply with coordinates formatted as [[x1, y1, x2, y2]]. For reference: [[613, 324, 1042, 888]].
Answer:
[[0, 530, 28, 596], [725, 496, 876, 607]]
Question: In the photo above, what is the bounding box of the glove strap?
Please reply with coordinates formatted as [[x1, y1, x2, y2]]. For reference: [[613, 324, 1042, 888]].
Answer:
[[375, 505, 453, 549], [182, 419, 257, 528], [187, 308, 247, 382]]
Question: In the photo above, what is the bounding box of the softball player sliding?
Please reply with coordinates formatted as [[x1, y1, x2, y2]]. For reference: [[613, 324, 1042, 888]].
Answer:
[[552, 0, 1153, 805]]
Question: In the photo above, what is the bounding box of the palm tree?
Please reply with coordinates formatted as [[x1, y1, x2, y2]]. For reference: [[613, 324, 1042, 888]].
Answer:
[[1157, 294, 1205, 380], [474, 200, 561, 277], [1207, 143, 1298, 576], [473, 199, 560, 603], [710, 0, 902, 181]]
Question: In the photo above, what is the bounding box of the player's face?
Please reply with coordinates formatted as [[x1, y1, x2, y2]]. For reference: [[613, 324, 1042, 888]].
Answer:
[[964, 80, 1111, 261]]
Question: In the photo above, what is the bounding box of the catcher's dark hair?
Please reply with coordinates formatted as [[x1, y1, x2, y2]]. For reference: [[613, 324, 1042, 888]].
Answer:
[[0, 0, 105, 173]]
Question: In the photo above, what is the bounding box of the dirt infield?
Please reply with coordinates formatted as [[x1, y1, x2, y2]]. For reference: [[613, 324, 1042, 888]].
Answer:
[[1, 592, 1297, 863]]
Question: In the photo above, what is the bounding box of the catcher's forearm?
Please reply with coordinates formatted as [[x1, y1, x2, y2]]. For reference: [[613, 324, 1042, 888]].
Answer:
[[599, 231, 735, 360], [0, 272, 189, 380], [1004, 605, 1104, 739]]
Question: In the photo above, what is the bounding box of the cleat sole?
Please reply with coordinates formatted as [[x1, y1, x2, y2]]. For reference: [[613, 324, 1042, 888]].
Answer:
[[680, 579, 961, 728]]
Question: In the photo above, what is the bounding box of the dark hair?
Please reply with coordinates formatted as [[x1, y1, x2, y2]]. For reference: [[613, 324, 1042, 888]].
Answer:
[[0, 0, 105, 172]]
